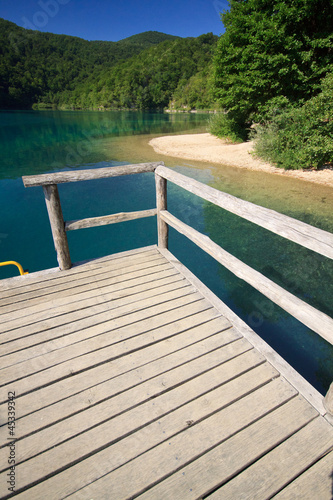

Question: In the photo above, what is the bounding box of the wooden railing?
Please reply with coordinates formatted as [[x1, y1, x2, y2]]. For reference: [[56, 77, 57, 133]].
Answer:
[[23, 162, 333, 411], [23, 163, 162, 270], [154, 165, 333, 346]]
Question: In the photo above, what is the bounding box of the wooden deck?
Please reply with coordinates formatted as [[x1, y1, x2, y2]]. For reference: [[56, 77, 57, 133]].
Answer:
[[0, 246, 332, 499]]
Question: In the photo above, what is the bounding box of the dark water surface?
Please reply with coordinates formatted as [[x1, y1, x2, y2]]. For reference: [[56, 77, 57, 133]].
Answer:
[[1, 110, 332, 394]]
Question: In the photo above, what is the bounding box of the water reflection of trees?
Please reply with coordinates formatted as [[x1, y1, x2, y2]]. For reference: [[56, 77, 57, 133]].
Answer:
[[0, 111, 209, 179]]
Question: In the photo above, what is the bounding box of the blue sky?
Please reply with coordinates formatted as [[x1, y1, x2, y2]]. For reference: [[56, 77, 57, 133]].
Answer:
[[0, 0, 227, 41]]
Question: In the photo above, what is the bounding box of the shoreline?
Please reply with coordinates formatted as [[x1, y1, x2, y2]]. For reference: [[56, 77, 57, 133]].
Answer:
[[149, 133, 333, 188]]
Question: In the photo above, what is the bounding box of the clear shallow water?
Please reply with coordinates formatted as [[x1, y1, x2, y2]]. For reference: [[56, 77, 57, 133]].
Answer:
[[0, 110, 332, 394]]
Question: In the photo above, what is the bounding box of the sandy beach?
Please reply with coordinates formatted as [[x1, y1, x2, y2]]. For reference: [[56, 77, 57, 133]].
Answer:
[[149, 133, 333, 188]]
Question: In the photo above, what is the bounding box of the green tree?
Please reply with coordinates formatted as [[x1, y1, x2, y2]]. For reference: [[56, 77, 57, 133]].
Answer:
[[213, 0, 333, 135]]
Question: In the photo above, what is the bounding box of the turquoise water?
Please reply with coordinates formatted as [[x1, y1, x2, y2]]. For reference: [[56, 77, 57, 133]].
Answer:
[[0, 110, 332, 394]]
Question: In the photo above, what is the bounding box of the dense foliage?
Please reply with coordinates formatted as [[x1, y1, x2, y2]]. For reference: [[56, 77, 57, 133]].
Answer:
[[0, 18, 217, 111], [253, 73, 333, 169], [0, 18, 178, 108], [210, 0, 333, 168], [212, 0, 333, 137], [57, 33, 217, 110]]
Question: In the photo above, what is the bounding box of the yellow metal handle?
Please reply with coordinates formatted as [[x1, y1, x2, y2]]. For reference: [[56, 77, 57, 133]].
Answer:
[[0, 261, 29, 276]]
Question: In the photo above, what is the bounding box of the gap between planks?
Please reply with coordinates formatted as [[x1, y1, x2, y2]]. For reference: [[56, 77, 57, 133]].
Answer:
[[0, 308, 226, 417], [0, 275, 193, 363], [0, 249, 165, 310], [0, 258, 175, 326], [0, 291, 211, 391], [3, 359, 281, 496], [0, 245, 159, 293], [0, 335, 256, 467], [13, 378, 304, 499]]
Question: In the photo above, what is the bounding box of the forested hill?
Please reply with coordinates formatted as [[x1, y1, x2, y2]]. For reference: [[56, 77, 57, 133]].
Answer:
[[0, 18, 217, 110], [57, 33, 218, 110]]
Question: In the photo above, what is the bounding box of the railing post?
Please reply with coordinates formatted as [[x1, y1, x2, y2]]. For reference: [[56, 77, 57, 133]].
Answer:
[[43, 184, 72, 270], [155, 172, 168, 249], [324, 382, 333, 415]]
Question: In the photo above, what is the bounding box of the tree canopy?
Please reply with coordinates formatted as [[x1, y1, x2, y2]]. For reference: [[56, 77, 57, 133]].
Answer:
[[0, 18, 217, 111], [61, 33, 217, 111], [213, 0, 333, 127]]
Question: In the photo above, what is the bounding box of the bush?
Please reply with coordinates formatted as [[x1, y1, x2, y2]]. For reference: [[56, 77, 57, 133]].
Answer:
[[253, 74, 333, 170], [208, 112, 248, 143], [252, 96, 294, 123]]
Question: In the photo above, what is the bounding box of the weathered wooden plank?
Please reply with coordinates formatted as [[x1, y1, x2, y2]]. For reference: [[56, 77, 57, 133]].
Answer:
[[0, 264, 180, 323], [137, 397, 320, 500], [65, 208, 157, 231], [0, 287, 200, 385], [4, 307, 222, 417], [0, 276, 198, 356], [46, 378, 297, 500], [0, 260, 173, 323], [1, 279, 192, 368], [273, 450, 333, 500], [0, 264, 177, 332], [155, 165, 333, 260], [0, 248, 161, 303], [42, 184, 72, 270], [206, 419, 333, 499], [155, 172, 168, 248], [0, 295, 210, 396], [2, 315, 234, 439], [0, 246, 158, 294], [23, 162, 163, 187], [0, 258, 173, 321], [0, 336, 251, 470], [160, 210, 333, 345], [157, 248, 328, 416], [0, 254, 168, 313], [5, 360, 278, 496]]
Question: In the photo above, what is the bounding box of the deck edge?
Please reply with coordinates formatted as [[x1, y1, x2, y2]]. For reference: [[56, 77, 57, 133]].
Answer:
[[71, 245, 158, 268], [0, 245, 158, 288], [157, 247, 328, 419]]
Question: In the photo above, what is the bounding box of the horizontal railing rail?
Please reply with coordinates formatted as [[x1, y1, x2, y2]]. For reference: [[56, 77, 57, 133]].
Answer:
[[155, 165, 333, 260], [65, 209, 158, 231], [160, 209, 333, 344], [23, 162, 333, 343], [22, 162, 161, 187]]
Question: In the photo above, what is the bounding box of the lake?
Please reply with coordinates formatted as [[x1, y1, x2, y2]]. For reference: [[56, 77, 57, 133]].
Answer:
[[0, 110, 332, 394]]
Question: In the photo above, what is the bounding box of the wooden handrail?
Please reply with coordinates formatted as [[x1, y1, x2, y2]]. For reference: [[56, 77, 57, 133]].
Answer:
[[160, 209, 333, 345], [155, 166, 333, 408], [155, 165, 333, 260], [23, 162, 164, 187]]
